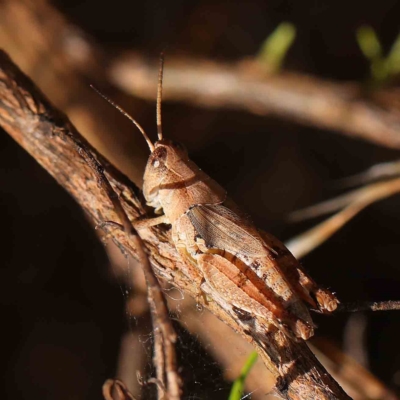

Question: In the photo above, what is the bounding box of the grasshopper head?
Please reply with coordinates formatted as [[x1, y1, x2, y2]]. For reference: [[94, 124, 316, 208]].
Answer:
[[142, 139, 190, 212], [143, 138, 226, 220]]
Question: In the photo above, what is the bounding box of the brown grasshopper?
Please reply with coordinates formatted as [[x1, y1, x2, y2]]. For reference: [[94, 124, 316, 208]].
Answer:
[[94, 56, 338, 341]]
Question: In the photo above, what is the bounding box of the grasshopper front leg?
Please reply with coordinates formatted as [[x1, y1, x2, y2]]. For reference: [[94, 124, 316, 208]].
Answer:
[[133, 214, 170, 230], [97, 214, 169, 241]]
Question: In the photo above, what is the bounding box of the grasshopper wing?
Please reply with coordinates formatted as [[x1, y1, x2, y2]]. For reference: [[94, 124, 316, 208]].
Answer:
[[187, 203, 270, 257]]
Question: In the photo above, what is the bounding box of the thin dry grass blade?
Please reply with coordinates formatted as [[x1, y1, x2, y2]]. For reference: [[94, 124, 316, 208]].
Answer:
[[334, 159, 400, 188], [289, 190, 362, 222], [286, 177, 400, 259], [290, 161, 400, 222]]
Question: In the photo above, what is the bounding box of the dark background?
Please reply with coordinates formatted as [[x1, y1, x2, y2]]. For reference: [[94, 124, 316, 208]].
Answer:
[[1, 1, 400, 399]]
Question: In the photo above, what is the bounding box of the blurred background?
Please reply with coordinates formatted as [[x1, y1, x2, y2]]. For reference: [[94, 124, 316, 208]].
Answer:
[[1, 0, 400, 399]]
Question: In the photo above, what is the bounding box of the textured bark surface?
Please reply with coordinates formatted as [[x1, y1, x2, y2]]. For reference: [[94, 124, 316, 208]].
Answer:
[[0, 50, 351, 399]]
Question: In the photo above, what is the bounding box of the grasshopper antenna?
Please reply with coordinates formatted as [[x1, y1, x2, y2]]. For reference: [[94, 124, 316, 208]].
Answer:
[[90, 84, 155, 152], [156, 52, 164, 141]]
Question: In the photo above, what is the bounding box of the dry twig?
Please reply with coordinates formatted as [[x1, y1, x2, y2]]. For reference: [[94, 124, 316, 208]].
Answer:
[[338, 300, 400, 313], [311, 338, 398, 400], [103, 379, 137, 400], [101, 223, 181, 399], [333, 159, 400, 188], [109, 54, 400, 150], [0, 50, 351, 399]]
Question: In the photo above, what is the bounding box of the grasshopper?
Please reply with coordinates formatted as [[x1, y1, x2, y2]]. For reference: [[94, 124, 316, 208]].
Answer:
[[94, 56, 338, 341]]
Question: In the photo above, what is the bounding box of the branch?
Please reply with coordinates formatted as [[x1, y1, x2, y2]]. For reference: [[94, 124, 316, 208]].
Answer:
[[109, 54, 400, 150], [338, 300, 400, 313], [1, 0, 400, 158], [178, 300, 398, 400], [0, 50, 350, 399], [0, 48, 181, 399]]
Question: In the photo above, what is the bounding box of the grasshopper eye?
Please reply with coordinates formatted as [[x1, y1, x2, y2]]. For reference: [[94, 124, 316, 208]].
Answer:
[[151, 146, 167, 168]]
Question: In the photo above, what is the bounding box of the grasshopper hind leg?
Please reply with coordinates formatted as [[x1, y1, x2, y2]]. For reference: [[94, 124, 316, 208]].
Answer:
[[260, 231, 339, 313], [196, 253, 314, 340]]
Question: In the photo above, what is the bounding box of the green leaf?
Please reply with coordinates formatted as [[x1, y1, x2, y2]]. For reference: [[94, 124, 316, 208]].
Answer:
[[228, 351, 258, 400], [258, 22, 296, 72], [356, 25, 382, 61], [356, 26, 391, 83], [386, 31, 400, 76]]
